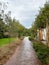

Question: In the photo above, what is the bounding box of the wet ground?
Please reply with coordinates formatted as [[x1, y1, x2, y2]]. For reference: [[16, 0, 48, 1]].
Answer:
[[5, 37, 40, 65]]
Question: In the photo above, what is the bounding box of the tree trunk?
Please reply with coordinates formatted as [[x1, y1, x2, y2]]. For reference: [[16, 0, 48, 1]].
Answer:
[[46, 22, 49, 46]]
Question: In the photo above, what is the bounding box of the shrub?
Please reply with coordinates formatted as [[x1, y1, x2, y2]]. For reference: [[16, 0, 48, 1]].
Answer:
[[33, 42, 49, 65], [29, 36, 34, 41]]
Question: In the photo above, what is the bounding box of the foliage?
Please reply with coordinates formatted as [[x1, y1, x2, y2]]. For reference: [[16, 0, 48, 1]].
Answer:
[[33, 41, 49, 65], [29, 35, 35, 41], [29, 23, 37, 40], [0, 2, 27, 38], [34, 2, 49, 29], [0, 19, 6, 38], [30, 2, 49, 40]]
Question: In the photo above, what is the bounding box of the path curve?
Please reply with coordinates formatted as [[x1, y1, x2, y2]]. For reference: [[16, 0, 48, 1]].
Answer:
[[5, 37, 40, 65]]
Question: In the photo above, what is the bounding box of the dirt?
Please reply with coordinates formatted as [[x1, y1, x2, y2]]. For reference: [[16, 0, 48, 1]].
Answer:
[[0, 39, 22, 65], [5, 37, 41, 65]]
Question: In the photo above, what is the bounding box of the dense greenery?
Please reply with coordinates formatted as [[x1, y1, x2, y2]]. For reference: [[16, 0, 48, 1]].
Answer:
[[34, 2, 49, 29], [0, 16, 26, 38], [29, 2, 49, 40], [29, 2, 49, 65], [33, 41, 49, 65], [29, 24, 37, 40], [0, 2, 28, 39]]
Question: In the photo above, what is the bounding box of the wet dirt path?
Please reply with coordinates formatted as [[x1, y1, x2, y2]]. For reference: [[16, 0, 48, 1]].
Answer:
[[5, 37, 40, 65]]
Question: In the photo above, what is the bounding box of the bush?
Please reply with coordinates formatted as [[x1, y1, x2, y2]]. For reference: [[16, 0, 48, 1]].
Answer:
[[33, 42, 49, 65], [29, 36, 34, 41]]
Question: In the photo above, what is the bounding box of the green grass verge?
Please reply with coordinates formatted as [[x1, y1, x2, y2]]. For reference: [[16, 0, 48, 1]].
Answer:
[[0, 38, 16, 47], [33, 41, 49, 65]]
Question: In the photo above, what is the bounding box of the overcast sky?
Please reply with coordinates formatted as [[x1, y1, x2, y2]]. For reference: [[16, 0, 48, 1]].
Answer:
[[0, 0, 49, 28]]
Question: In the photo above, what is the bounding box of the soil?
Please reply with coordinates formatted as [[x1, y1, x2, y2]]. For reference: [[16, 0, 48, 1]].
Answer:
[[5, 37, 41, 65], [0, 39, 22, 65]]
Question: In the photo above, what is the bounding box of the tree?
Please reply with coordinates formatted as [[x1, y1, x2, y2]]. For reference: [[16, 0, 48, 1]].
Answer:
[[34, 2, 49, 29]]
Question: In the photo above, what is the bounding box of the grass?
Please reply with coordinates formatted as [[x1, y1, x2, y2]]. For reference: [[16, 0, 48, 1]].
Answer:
[[0, 38, 22, 65], [33, 41, 49, 65], [0, 38, 16, 47]]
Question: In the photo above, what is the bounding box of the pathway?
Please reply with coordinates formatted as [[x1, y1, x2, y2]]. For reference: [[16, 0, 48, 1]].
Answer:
[[5, 37, 40, 65]]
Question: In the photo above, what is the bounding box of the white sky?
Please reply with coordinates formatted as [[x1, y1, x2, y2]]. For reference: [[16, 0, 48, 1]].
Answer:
[[0, 0, 49, 28]]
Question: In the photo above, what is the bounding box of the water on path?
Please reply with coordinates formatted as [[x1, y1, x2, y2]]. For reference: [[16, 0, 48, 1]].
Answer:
[[5, 37, 40, 65]]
